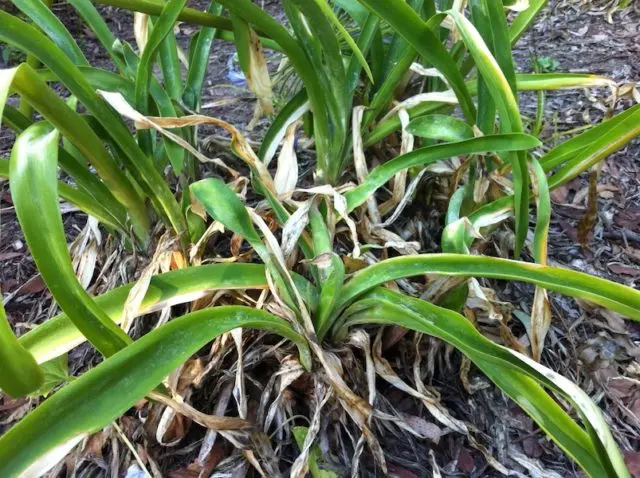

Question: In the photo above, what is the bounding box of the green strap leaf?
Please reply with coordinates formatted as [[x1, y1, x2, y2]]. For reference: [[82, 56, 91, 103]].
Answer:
[[0, 306, 311, 477], [183, 1, 224, 109], [381, 0, 419, 79], [357, 0, 476, 123], [0, 64, 148, 239], [152, 16, 189, 173], [406, 114, 475, 142], [364, 11, 447, 129], [333, 0, 368, 24], [191, 178, 263, 245], [67, 0, 128, 72], [10, 122, 132, 358], [259, 89, 310, 165], [0, 160, 127, 233], [541, 102, 639, 171], [470, 103, 640, 227], [209, 0, 334, 182], [285, 0, 347, 179], [135, 0, 191, 111], [19, 263, 317, 364], [513, 72, 614, 91], [343, 289, 627, 477], [191, 178, 305, 315], [345, 12, 380, 95], [12, 0, 89, 66], [97, 0, 234, 32], [95, 0, 283, 51], [336, 253, 640, 321], [0, 295, 44, 397], [530, 157, 551, 265], [363, 46, 417, 128], [1, 105, 129, 231], [309, 202, 345, 340], [547, 104, 640, 188], [135, 0, 188, 160], [447, 10, 529, 257], [481, 0, 517, 95], [0, 11, 187, 240], [157, 20, 183, 101], [345, 134, 540, 212], [365, 73, 614, 147], [313, 0, 373, 84], [469, 0, 496, 134]]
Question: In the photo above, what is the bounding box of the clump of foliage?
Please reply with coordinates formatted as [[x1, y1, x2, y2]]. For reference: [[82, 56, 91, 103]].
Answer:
[[1, 0, 640, 476]]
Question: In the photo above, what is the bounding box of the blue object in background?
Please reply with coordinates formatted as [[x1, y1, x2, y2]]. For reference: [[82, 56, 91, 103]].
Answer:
[[227, 53, 246, 87]]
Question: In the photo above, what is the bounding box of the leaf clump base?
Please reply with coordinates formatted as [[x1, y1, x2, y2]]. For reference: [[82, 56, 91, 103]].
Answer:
[[1, 0, 640, 477]]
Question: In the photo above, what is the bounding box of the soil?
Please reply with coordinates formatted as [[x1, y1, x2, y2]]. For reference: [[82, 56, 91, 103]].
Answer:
[[1, 1, 640, 477]]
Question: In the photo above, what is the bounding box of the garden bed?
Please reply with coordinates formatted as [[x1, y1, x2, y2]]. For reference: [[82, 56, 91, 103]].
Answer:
[[1, 1, 639, 476]]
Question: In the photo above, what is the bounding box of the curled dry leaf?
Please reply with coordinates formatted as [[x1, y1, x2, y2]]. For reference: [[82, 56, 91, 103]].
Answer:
[[189, 221, 224, 266], [133, 13, 149, 54], [281, 201, 311, 265], [379, 109, 412, 217], [466, 280, 503, 323], [231, 328, 247, 420], [616, 83, 640, 104], [347, 330, 377, 477], [363, 216, 420, 256], [298, 185, 361, 258], [121, 233, 175, 334], [169, 442, 226, 478], [530, 287, 551, 362], [409, 63, 449, 86], [149, 391, 250, 432], [290, 381, 333, 478], [70, 217, 101, 291], [274, 121, 299, 196], [509, 447, 564, 478], [380, 91, 458, 124], [577, 166, 601, 246], [245, 27, 274, 120], [377, 169, 428, 229], [371, 331, 466, 434], [609, 263, 640, 277], [309, 345, 387, 474], [352, 106, 380, 224], [197, 382, 235, 464], [248, 208, 312, 330], [97, 91, 240, 178], [412, 336, 512, 474], [398, 413, 442, 442], [262, 357, 304, 433], [429, 449, 442, 478], [80, 431, 106, 459], [155, 359, 204, 446]]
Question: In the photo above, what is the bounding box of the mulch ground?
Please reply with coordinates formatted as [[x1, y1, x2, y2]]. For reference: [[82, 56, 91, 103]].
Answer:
[[1, 1, 639, 476]]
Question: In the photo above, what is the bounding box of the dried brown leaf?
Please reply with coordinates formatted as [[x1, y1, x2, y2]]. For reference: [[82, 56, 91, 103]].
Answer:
[[577, 167, 600, 246], [245, 28, 274, 119], [121, 233, 174, 333], [133, 13, 149, 54], [149, 391, 250, 432], [273, 121, 299, 196], [530, 288, 551, 362]]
